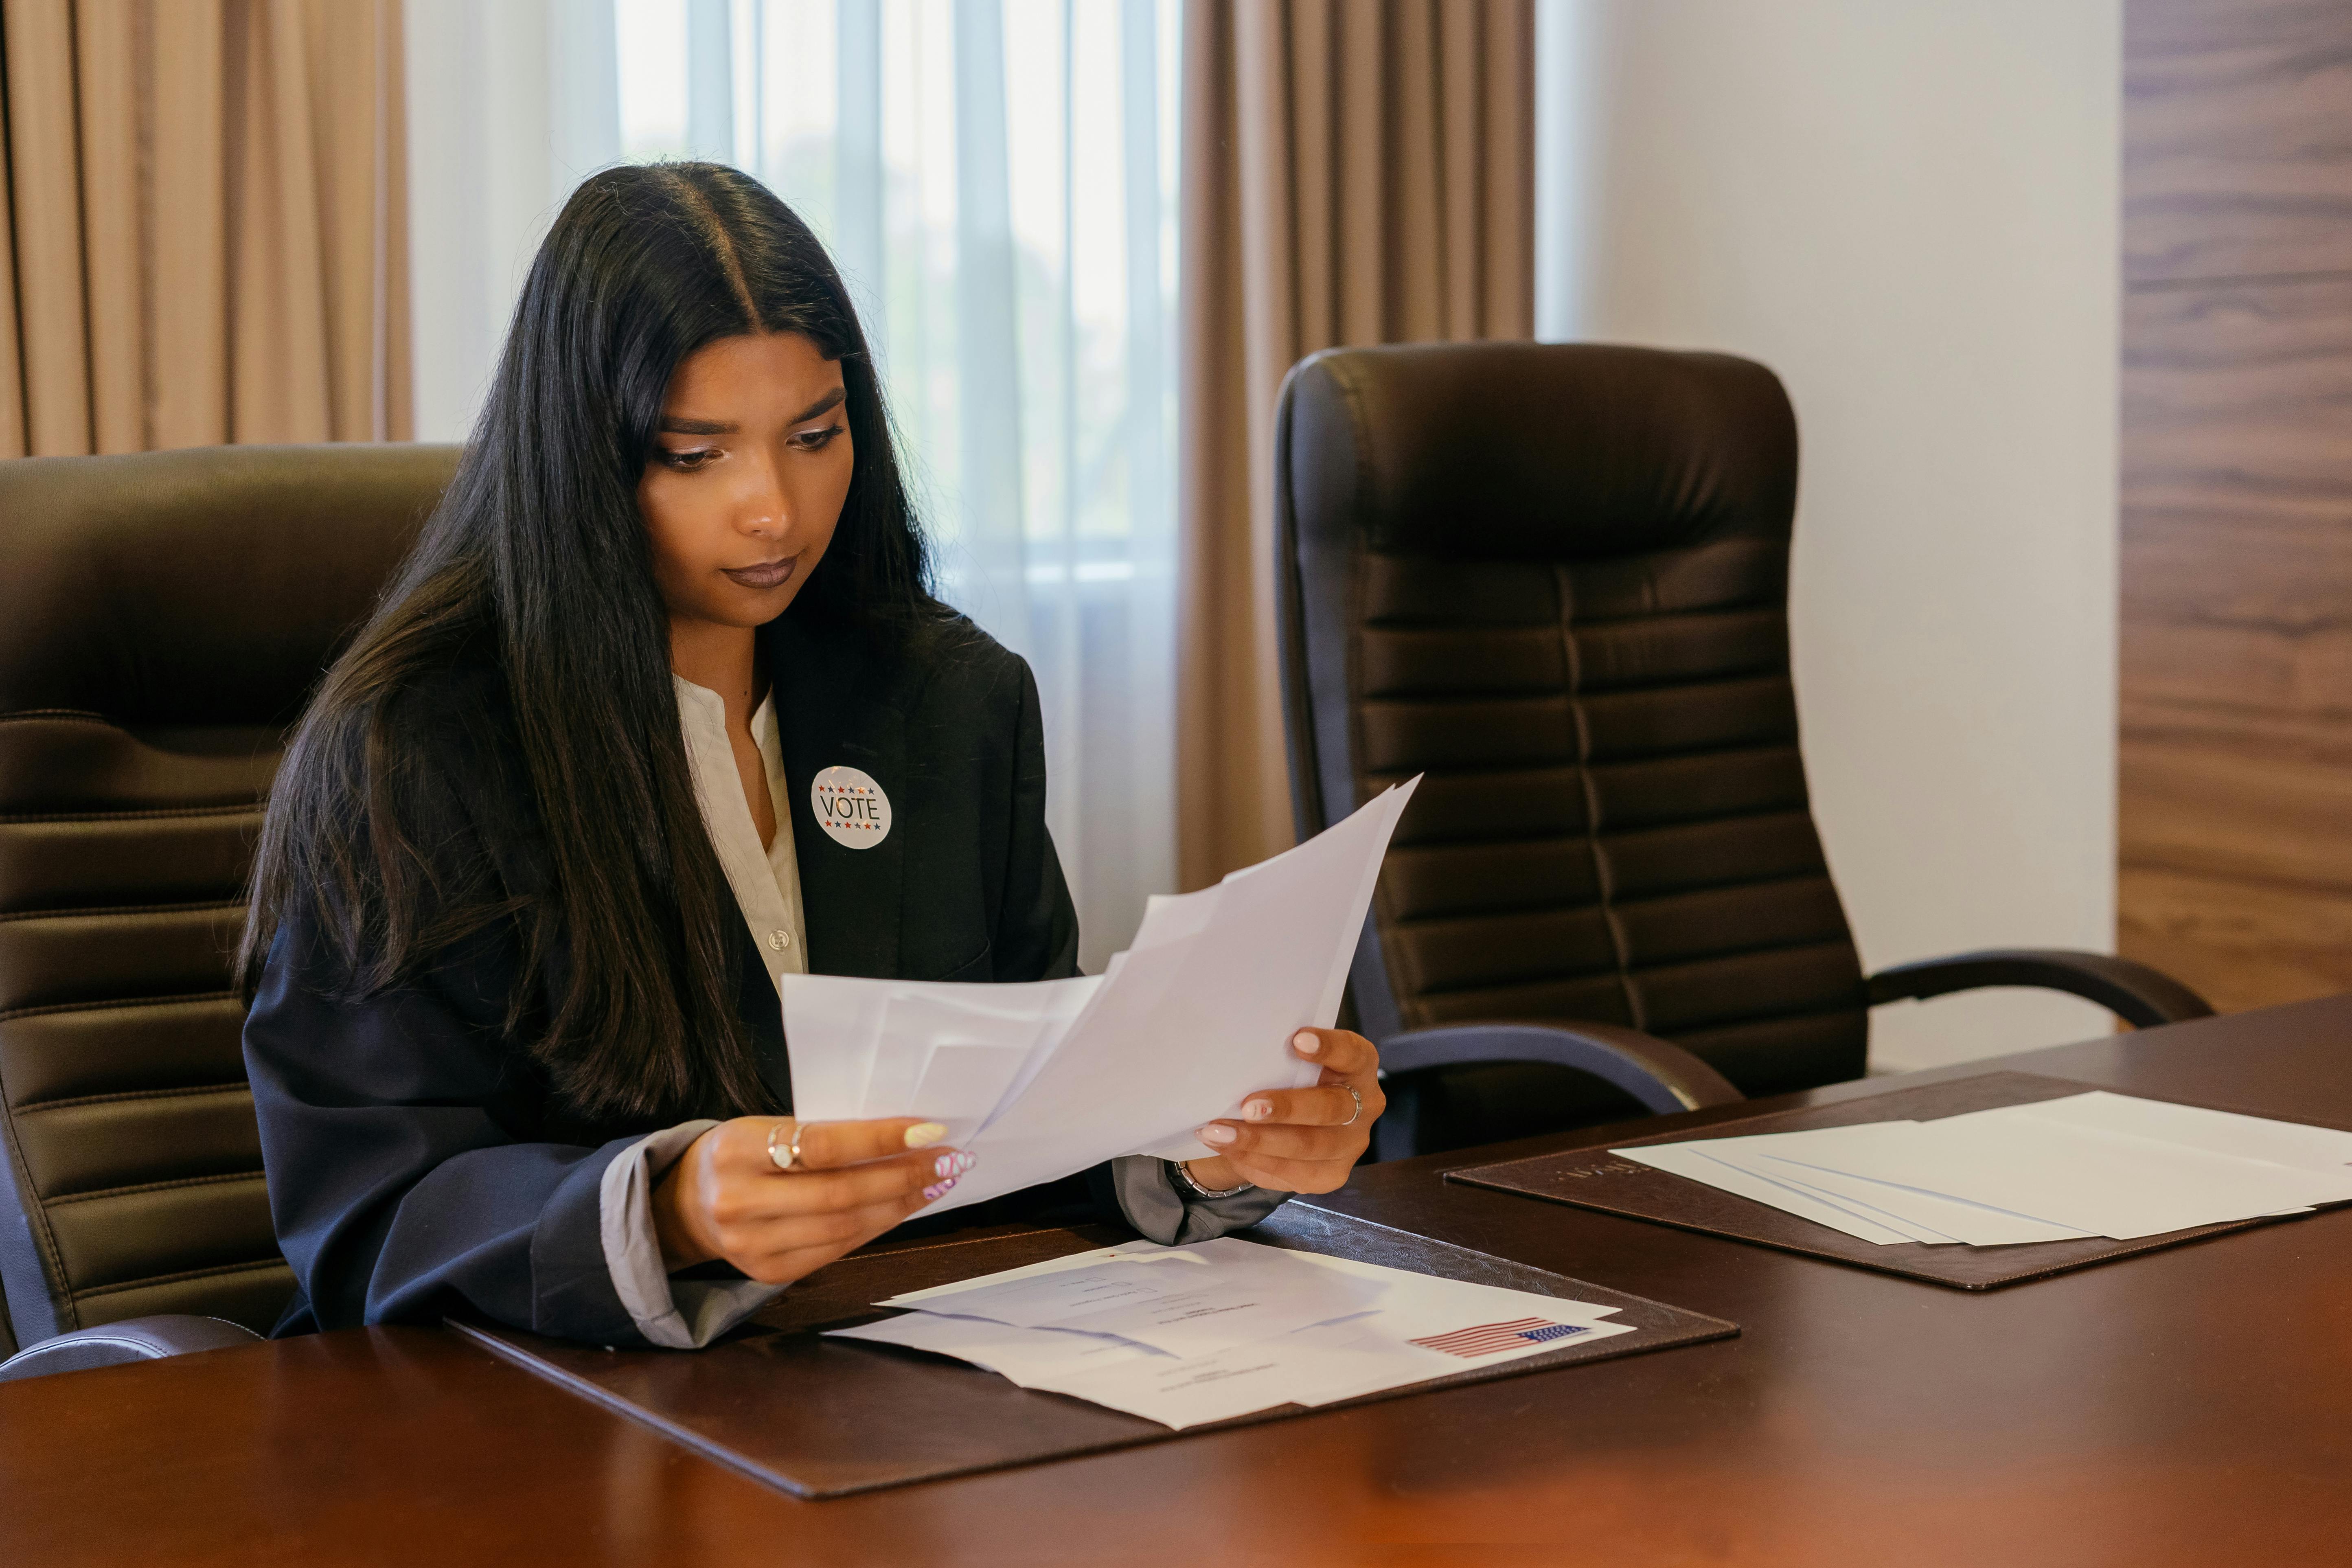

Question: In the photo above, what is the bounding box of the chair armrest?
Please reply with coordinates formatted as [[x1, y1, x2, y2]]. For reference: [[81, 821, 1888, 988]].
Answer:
[[1866, 948, 2215, 1029], [0, 1314, 261, 1383], [1377, 1022, 1744, 1117]]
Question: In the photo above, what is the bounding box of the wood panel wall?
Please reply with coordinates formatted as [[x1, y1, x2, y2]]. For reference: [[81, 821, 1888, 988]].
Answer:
[[2121, 0, 2352, 1011]]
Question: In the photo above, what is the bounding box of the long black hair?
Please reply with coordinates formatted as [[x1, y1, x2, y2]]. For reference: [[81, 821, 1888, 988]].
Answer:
[[240, 162, 938, 1121]]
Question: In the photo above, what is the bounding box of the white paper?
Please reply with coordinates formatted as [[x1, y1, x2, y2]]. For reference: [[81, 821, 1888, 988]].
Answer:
[[1024, 1310, 1638, 1429], [906, 1245, 1384, 1356], [774, 974, 893, 1123], [783, 974, 1098, 1135], [1676, 1123, 2092, 1246], [1950, 1092, 2352, 1175], [1694, 1143, 1968, 1244], [887, 1237, 1623, 1325], [831, 1236, 1638, 1429], [1612, 1140, 1918, 1245], [1620, 1089, 2352, 1247], [899, 1044, 1028, 1147], [1765, 1116, 2352, 1241], [1128, 886, 1222, 952], [1740, 1151, 2091, 1246], [1288, 1297, 1637, 1407], [1006, 1336, 1374, 1429], [781, 779, 1421, 1219], [876, 1241, 1153, 1307], [1271, 1246, 1623, 1325], [861, 990, 1030, 1118], [827, 1308, 1163, 1384], [831, 1305, 1317, 1430]]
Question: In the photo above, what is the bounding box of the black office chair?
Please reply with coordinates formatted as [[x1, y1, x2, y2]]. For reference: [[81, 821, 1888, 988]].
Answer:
[[0, 443, 457, 1379], [1274, 343, 2210, 1160]]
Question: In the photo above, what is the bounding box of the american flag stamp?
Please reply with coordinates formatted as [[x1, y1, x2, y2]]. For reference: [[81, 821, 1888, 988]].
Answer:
[[1409, 1318, 1592, 1358]]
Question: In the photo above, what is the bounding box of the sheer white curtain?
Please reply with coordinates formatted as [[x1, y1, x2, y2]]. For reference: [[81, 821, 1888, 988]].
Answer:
[[605, 0, 1182, 969], [406, 0, 626, 447]]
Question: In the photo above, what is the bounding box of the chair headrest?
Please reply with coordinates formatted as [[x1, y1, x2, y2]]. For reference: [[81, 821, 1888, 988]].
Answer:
[[0, 443, 460, 726], [1278, 342, 1797, 561]]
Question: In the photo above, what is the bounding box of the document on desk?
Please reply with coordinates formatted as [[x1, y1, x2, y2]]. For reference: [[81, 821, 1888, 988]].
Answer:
[[1666, 1124, 2096, 1246], [1617, 1091, 2352, 1245], [781, 778, 1422, 1217], [896, 1243, 1387, 1355], [827, 1237, 1633, 1429]]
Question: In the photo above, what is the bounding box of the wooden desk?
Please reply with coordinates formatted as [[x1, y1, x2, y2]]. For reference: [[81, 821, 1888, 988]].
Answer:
[[7, 998, 2349, 1567]]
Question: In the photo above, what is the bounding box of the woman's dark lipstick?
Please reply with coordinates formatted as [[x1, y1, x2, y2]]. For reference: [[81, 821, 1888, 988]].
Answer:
[[722, 557, 798, 590]]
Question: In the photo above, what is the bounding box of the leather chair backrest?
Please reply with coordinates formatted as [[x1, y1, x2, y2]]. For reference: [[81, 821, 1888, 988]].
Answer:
[[0, 444, 458, 1345], [1276, 343, 1866, 1099]]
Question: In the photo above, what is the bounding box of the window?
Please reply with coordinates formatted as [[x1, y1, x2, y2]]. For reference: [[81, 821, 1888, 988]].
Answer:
[[609, 0, 1183, 967]]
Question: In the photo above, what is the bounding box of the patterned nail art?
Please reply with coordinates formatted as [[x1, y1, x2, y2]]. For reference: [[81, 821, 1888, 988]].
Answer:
[[936, 1154, 954, 1178]]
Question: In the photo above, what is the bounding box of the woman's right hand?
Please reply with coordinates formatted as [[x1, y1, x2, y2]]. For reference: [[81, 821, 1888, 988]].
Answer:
[[650, 1116, 973, 1285]]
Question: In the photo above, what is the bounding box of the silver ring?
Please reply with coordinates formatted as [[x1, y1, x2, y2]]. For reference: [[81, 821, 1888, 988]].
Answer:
[[1337, 1082, 1363, 1127], [767, 1121, 808, 1172]]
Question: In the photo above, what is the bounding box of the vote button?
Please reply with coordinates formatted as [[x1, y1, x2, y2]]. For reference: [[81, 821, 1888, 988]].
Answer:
[[811, 765, 892, 850]]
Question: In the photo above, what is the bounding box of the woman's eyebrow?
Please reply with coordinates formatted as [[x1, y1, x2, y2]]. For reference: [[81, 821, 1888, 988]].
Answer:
[[790, 386, 847, 422], [658, 387, 842, 435]]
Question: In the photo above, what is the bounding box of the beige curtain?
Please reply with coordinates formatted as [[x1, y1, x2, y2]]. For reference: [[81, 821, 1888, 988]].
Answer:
[[0, 0, 410, 457], [1177, 0, 1534, 889]]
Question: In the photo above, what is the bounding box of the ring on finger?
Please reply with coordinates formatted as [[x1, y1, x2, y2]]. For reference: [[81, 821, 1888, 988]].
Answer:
[[767, 1121, 809, 1172], [1337, 1082, 1363, 1127]]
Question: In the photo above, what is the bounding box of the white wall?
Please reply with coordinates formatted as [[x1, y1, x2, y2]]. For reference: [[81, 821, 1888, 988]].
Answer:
[[1536, 0, 2122, 1072], [405, 0, 620, 442]]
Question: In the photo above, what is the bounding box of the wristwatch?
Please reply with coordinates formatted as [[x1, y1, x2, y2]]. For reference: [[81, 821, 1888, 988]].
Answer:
[[1168, 1159, 1252, 1201]]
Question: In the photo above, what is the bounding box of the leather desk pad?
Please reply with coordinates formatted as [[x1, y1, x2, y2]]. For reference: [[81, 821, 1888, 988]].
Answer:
[[1448, 1070, 2337, 1289], [449, 1203, 1738, 1498]]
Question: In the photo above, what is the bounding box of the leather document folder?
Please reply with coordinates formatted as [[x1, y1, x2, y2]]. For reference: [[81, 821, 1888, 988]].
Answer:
[[1449, 1070, 2319, 1290], [450, 1203, 1738, 1498]]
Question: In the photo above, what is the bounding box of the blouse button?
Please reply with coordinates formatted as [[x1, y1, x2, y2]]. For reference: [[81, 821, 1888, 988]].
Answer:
[[768, 929, 792, 952]]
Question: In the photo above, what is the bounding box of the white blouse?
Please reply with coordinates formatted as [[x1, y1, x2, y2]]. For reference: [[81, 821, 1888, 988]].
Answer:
[[671, 675, 809, 989]]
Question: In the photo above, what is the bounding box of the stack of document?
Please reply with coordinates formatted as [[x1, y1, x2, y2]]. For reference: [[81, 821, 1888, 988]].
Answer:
[[825, 1237, 1633, 1429], [781, 779, 1422, 1217], [1616, 1091, 2352, 1246]]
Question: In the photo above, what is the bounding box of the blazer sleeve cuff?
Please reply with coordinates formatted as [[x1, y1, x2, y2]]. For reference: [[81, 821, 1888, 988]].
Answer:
[[596, 1120, 785, 1349], [1108, 1155, 1290, 1246]]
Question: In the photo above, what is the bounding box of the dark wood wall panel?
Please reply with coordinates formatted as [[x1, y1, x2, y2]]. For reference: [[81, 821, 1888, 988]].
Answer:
[[2122, 0, 2352, 1013], [2123, 278, 2352, 713], [2125, 701, 2352, 889], [2120, 867, 2352, 1013], [2126, 0, 2352, 285]]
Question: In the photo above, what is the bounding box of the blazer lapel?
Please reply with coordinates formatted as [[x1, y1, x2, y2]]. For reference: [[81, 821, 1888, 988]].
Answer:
[[762, 613, 907, 979]]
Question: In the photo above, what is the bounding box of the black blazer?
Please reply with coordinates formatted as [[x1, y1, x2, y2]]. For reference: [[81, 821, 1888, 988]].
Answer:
[[244, 611, 1094, 1344]]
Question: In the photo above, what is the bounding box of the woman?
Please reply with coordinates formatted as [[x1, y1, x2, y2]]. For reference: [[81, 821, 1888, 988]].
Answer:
[[239, 162, 1386, 1350]]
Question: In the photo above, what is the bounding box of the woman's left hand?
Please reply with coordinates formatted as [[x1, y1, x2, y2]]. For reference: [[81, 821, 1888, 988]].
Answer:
[[1183, 1027, 1385, 1195]]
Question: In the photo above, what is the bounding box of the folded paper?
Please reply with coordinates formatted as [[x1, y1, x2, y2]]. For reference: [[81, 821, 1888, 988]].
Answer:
[[782, 779, 1421, 1216]]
